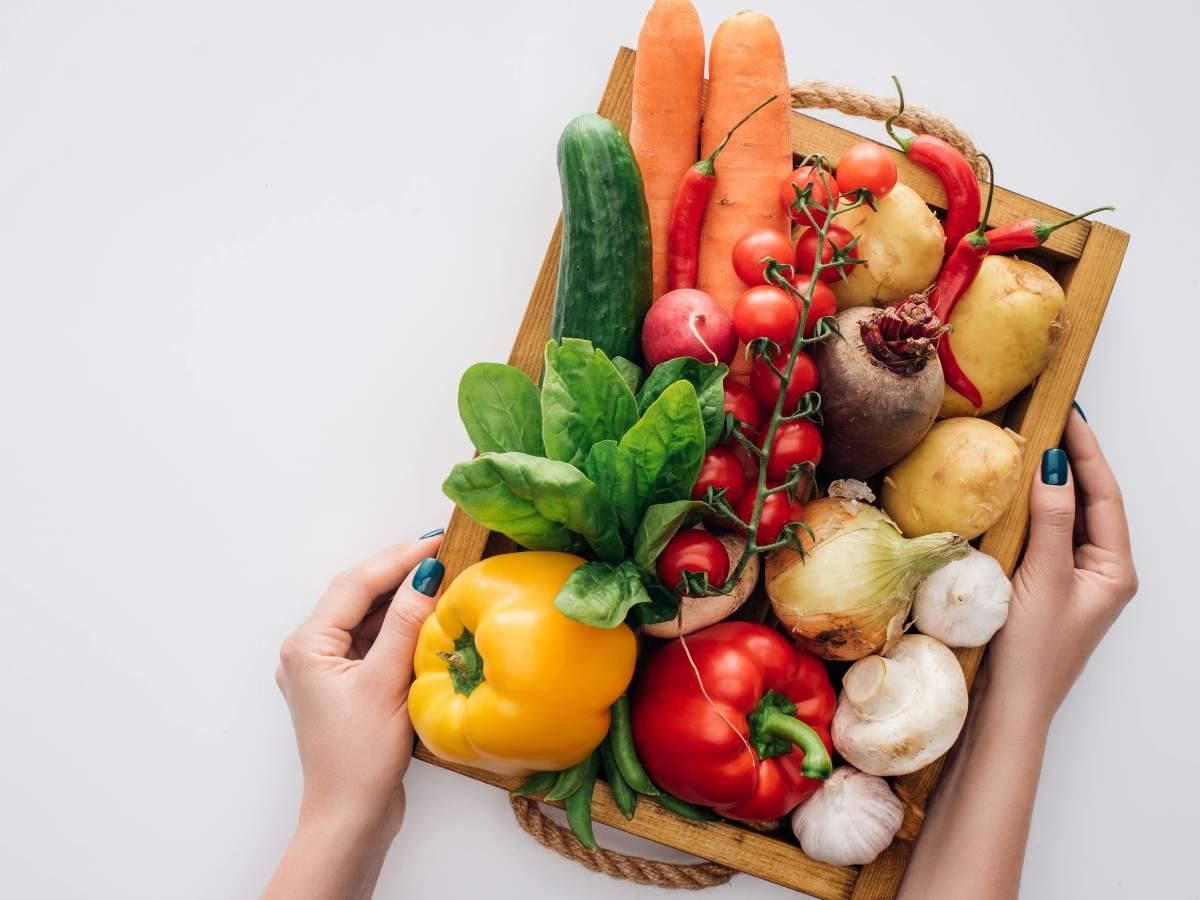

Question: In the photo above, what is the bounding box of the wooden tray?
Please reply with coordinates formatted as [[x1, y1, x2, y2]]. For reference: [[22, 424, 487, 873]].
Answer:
[[417, 46, 1129, 899]]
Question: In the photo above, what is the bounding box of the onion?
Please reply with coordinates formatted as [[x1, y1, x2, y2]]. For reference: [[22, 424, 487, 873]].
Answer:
[[765, 483, 968, 660]]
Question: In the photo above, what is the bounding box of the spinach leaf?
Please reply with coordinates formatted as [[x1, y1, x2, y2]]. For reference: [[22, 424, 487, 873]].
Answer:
[[442, 452, 624, 561], [457, 363, 544, 456], [541, 339, 639, 467], [625, 582, 681, 629], [582, 440, 640, 538], [631, 499, 712, 574], [611, 356, 644, 395], [554, 560, 651, 629], [618, 381, 706, 522], [636, 359, 728, 451]]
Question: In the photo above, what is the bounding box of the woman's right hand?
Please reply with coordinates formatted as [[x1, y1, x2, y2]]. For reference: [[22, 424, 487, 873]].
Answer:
[[989, 409, 1139, 722]]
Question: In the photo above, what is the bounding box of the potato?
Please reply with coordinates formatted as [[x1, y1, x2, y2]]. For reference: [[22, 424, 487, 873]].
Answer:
[[831, 183, 944, 310], [941, 256, 1067, 417], [881, 418, 1024, 540]]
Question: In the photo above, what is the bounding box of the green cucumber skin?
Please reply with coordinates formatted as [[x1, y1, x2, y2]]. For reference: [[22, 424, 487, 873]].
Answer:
[[552, 114, 652, 365]]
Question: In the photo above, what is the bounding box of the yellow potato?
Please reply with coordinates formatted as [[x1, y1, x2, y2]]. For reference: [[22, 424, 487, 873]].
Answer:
[[881, 418, 1023, 540], [941, 256, 1067, 417], [831, 183, 944, 309]]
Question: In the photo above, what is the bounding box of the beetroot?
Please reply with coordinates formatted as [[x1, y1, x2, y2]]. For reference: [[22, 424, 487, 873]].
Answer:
[[641, 289, 737, 369]]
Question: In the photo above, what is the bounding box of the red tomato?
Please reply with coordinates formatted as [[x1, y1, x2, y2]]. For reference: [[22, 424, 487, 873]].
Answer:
[[731, 229, 794, 286], [794, 225, 859, 283], [733, 285, 799, 347], [723, 380, 765, 435], [780, 166, 840, 227], [750, 348, 819, 413], [733, 490, 805, 546], [763, 419, 824, 481], [787, 276, 838, 337], [835, 142, 897, 200], [656, 530, 730, 596], [728, 440, 761, 486], [692, 447, 748, 506]]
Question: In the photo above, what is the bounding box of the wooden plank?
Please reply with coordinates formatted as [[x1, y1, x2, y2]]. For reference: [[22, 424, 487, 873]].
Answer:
[[789, 115, 1090, 261], [414, 745, 859, 900]]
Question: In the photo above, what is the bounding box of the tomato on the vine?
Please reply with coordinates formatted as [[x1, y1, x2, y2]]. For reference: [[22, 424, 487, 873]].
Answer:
[[780, 166, 840, 227], [723, 380, 765, 435], [794, 224, 859, 283], [656, 530, 730, 597], [733, 489, 805, 546], [731, 229, 794, 287], [762, 419, 824, 481], [835, 142, 897, 200], [750, 348, 819, 413], [733, 285, 799, 347], [728, 439, 760, 485], [787, 275, 838, 337], [691, 446, 747, 506]]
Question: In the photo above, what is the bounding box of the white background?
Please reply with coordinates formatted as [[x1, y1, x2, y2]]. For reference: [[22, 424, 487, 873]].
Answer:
[[2, 1, 1196, 897]]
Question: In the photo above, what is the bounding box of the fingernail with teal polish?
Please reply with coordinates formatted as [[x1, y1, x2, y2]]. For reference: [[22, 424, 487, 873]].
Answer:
[[1042, 448, 1069, 486], [419, 528, 444, 539], [1072, 400, 1087, 422], [412, 558, 444, 597]]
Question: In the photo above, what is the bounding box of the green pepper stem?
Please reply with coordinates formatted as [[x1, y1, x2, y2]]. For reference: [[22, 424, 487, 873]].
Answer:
[[756, 710, 832, 780], [885, 76, 913, 153], [699, 94, 779, 175], [1033, 205, 1115, 242]]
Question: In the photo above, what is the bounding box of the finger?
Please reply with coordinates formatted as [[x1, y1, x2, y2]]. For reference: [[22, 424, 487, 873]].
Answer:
[[1063, 411, 1132, 557], [1023, 447, 1077, 584], [306, 535, 444, 655], [365, 556, 445, 686]]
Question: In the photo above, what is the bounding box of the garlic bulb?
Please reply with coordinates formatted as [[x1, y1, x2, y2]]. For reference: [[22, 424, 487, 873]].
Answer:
[[833, 635, 967, 776], [913, 548, 1011, 647], [765, 489, 968, 661], [791, 767, 904, 866]]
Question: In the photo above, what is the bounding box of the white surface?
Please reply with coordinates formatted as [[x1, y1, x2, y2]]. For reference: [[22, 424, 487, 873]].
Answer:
[[1, 1, 1196, 897]]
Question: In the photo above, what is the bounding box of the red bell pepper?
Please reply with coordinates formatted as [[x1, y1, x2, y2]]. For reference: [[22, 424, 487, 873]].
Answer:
[[630, 621, 835, 822]]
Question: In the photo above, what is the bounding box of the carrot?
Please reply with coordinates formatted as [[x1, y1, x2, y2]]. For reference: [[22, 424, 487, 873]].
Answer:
[[697, 11, 792, 377], [629, 0, 705, 303]]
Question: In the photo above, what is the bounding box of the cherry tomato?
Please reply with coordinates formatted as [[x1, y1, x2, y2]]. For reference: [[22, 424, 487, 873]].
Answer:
[[734, 490, 805, 545], [723, 380, 765, 435], [731, 229, 795, 286], [787, 275, 838, 337], [780, 166, 840, 227], [728, 439, 761, 485], [692, 446, 747, 506], [794, 224, 859, 283], [750, 348, 819, 413], [656, 530, 730, 596], [835, 142, 897, 200], [733, 285, 799, 347], [763, 419, 824, 481]]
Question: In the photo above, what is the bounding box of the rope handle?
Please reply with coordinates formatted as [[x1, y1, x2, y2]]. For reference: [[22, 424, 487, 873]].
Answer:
[[508, 80, 982, 889]]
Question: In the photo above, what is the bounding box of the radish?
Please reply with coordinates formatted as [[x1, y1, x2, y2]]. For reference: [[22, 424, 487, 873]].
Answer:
[[641, 288, 737, 369]]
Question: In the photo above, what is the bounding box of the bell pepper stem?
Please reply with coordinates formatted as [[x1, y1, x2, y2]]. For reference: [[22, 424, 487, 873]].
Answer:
[[756, 709, 833, 780]]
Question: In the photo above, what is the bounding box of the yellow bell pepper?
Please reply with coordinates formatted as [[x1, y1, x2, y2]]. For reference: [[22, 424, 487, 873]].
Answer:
[[410, 551, 637, 776]]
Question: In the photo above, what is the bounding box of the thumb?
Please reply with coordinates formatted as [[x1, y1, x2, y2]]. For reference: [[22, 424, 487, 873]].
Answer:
[[365, 557, 445, 687], [1022, 448, 1076, 582]]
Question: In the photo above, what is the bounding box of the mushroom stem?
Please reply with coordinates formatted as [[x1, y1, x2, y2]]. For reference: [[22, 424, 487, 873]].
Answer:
[[842, 655, 920, 721]]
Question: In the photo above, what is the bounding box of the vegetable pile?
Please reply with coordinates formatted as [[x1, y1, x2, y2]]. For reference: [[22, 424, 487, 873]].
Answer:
[[410, 0, 1112, 868]]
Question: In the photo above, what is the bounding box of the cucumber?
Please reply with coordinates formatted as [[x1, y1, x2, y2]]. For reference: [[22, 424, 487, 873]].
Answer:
[[551, 114, 652, 365]]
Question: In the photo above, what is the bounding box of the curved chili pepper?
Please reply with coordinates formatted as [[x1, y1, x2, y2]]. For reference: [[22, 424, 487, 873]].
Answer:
[[984, 205, 1114, 254], [886, 77, 981, 258], [666, 95, 777, 292], [928, 154, 996, 409]]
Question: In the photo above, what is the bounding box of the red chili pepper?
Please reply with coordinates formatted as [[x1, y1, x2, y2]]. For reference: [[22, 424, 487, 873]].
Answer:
[[666, 96, 777, 292], [885, 77, 981, 258], [928, 154, 997, 409], [630, 622, 835, 822], [984, 205, 1114, 254]]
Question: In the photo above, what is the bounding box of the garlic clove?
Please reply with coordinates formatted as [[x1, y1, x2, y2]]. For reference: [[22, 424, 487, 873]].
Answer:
[[912, 548, 1011, 648], [791, 766, 904, 867]]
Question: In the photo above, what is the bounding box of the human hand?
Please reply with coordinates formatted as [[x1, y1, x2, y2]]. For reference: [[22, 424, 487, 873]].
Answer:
[[988, 409, 1138, 723], [275, 534, 445, 839]]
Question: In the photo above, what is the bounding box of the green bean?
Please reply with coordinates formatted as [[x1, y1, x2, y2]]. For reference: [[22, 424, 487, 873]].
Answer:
[[609, 695, 658, 796], [600, 736, 637, 820], [656, 792, 719, 822], [564, 750, 601, 850], [512, 770, 556, 797], [545, 755, 591, 802]]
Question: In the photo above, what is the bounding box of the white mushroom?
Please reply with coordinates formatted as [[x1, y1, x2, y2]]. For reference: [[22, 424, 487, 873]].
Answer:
[[913, 548, 1011, 648], [642, 533, 759, 638], [791, 766, 904, 867], [832, 635, 967, 777]]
